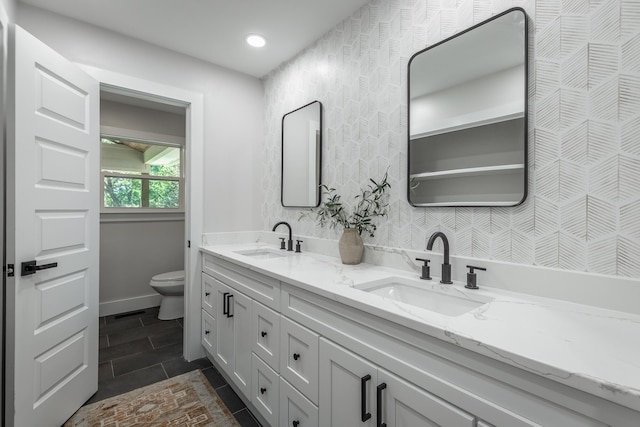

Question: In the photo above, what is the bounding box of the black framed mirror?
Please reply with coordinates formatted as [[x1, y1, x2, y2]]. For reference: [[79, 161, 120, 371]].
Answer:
[[408, 8, 528, 207], [281, 101, 322, 207]]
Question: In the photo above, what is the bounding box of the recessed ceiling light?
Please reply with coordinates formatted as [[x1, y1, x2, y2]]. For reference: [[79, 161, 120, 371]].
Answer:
[[246, 34, 266, 48]]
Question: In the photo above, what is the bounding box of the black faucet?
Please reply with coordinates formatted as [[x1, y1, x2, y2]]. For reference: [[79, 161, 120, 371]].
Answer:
[[426, 231, 452, 284], [272, 221, 293, 251]]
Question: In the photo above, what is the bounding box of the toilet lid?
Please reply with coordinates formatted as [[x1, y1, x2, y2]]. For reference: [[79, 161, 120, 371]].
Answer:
[[153, 270, 184, 282]]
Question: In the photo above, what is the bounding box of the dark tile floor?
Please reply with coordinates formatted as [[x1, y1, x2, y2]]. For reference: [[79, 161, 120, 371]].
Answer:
[[91, 307, 262, 427]]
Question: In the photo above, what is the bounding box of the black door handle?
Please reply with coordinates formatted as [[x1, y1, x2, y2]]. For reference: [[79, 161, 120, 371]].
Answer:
[[222, 292, 229, 315], [21, 260, 57, 276], [377, 383, 387, 427], [361, 374, 372, 421], [225, 293, 234, 318]]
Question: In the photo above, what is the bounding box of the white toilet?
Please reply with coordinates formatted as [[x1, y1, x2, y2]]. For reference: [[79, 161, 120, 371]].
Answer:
[[149, 270, 185, 320]]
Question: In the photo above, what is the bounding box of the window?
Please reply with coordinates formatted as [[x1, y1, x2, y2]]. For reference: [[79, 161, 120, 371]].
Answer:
[[101, 137, 184, 211]]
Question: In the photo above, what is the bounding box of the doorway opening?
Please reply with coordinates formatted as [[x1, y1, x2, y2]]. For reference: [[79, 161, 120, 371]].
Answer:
[[94, 86, 195, 400]]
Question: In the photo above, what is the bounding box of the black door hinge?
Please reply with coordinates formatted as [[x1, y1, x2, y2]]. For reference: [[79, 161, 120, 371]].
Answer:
[[6, 264, 14, 277]]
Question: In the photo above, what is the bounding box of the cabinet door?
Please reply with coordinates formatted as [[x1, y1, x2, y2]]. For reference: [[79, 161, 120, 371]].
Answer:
[[214, 279, 234, 373], [378, 368, 475, 427], [319, 338, 377, 427], [202, 310, 216, 355], [252, 301, 280, 371], [231, 289, 252, 397], [202, 272, 216, 316]]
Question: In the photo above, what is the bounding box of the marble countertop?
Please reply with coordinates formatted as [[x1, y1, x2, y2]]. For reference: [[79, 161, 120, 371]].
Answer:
[[201, 242, 640, 413]]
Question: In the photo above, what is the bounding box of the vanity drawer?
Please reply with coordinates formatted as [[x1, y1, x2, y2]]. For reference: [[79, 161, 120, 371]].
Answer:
[[280, 316, 319, 404], [251, 353, 280, 427], [201, 272, 216, 316], [252, 301, 280, 372], [280, 377, 319, 427], [202, 253, 280, 310], [201, 310, 215, 355]]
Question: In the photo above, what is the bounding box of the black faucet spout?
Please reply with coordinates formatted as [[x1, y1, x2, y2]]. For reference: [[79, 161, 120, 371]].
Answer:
[[426, 231, 452, 284], [272, 221, 293, 251]]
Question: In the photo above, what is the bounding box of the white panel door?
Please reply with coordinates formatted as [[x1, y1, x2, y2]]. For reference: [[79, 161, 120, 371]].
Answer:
[[6, 25, 99, 427], [319, 338, 377, 427], [214, 279, 234, 372], [377, 369, 476, 427], [231, 289, 252, 397]]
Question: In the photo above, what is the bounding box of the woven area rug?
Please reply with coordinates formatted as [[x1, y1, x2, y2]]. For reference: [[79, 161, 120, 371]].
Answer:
[[64, 370, 240, 427]]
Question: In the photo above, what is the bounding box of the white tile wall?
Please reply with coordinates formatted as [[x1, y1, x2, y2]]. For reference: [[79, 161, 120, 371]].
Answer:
[[262, 0, 640, 278]]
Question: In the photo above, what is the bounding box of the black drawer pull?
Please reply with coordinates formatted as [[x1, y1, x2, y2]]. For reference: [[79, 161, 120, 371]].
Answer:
[[361, 374, 372, 421], [260, 387, 267, 394], [377, 383, 387, 427], [261, 331, 268, 337], [293, 353, 300, 361]]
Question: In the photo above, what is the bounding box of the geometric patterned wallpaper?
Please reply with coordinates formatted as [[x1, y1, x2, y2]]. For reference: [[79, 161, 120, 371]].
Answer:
[[262, 0, 640, 279]]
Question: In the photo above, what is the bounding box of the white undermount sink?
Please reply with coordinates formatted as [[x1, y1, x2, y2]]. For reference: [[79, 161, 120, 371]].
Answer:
[[354, 277, 493, 317], [233, 248, 289, 260]]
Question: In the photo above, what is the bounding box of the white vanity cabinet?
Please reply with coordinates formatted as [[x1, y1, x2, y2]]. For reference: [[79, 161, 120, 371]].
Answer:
[[201, 250, 640, 427]]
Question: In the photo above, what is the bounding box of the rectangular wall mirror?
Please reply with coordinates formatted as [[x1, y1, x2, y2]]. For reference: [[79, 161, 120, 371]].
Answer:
[[281, 101, 322, 207], [408, 8, 528, 207]]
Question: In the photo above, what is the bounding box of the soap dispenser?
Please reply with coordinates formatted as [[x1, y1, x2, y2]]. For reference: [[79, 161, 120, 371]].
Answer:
[[465, 265, 486, 289]]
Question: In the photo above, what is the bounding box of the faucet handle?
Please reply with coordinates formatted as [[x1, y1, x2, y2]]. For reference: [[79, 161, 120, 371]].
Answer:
[[465, 265, 486, 289], [279, 237, 286, 250], [295, 240, 303, 253], [415, 258, 432, 280]]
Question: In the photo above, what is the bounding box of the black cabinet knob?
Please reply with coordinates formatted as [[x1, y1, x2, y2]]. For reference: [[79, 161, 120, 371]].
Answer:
[[205, 292, 210, 296], [205, 330, 210, 335], [260, 387, 267, 394], [292, 421, 300, 427], [261, 331, 268, 337], [293, 353, 300, 361]]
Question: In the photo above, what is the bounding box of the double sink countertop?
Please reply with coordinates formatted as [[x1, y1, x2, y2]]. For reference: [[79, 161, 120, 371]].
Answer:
[[201, 242, 640, 413]]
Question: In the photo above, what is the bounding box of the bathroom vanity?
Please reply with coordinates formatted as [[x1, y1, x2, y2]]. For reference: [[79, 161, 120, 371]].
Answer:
[[200, 236, 640, 427]]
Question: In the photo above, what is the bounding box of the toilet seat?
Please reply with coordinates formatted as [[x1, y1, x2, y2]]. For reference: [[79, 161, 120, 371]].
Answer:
[[152, 270, 184, 282]]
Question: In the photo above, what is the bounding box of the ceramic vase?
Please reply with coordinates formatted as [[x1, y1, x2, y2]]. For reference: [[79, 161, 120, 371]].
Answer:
[[338, 228, 364, 265]]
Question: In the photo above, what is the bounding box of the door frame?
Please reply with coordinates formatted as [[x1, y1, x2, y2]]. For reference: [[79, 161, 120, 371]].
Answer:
[[0, 2, 8, 424], [80, 65, 205, 361]]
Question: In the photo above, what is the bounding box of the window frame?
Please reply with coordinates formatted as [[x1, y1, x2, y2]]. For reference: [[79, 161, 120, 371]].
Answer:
[[100, 136, 185, 214]]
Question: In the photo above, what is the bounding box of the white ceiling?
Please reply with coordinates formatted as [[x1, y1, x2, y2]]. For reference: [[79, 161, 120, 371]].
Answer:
[[19, 0, 370, 78]]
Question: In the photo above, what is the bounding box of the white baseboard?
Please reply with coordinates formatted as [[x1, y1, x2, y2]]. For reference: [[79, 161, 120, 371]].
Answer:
[[99, 293, 162, 317]]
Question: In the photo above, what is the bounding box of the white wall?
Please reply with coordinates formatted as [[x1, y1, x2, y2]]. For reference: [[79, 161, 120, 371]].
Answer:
[[101, 99, 186, 140], [17, 4, 265, 234], [100, 220, 184, 312], [262, 0, 640, 280]]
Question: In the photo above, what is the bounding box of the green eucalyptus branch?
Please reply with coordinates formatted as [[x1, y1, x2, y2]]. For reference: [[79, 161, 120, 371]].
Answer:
[[300, 170, 391, 238]]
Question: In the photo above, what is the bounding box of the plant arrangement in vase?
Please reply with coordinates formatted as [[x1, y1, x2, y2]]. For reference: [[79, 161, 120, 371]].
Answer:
[[301, 171, 391, 264]]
